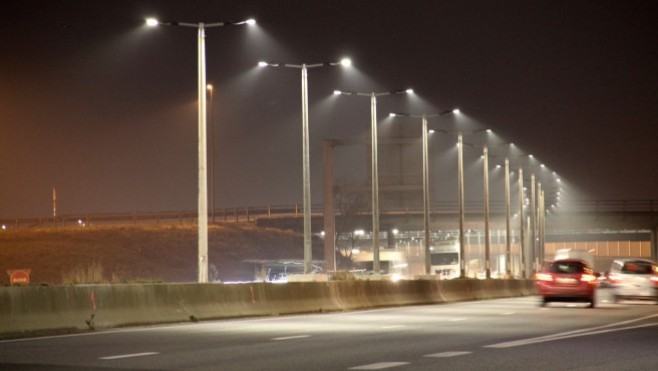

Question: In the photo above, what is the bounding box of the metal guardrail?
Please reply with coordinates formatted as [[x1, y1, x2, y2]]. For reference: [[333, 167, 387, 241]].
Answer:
[[1, 200, 656, 230]]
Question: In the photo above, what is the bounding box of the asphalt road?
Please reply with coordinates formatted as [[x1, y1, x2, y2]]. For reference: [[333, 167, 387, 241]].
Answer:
[[1, 289, 657, 371]]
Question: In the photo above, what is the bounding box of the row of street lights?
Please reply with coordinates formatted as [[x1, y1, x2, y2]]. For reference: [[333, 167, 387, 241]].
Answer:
[[144, 16, 560, 282]]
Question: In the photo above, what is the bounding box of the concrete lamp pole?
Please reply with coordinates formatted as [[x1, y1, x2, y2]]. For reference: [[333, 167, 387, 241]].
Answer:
[[146, 17, 255, 283], [259, 58, 352, 274], [334, 88, 413, 274], [388, 109, 459, 275]]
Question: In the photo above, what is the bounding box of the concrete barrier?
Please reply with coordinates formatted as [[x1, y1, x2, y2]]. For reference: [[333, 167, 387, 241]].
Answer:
[[0, 279, 536, 339]]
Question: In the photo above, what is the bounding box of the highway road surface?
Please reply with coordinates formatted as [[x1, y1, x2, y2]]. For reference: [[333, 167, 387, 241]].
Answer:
[[1, 289, 657, 370]]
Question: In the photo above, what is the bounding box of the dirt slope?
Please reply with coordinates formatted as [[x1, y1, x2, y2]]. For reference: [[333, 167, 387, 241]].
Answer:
[[0, 223, 316, 285]]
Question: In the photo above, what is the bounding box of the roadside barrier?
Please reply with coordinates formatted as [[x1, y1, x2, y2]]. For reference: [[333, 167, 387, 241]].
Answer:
[[0, 279, 535, 339]]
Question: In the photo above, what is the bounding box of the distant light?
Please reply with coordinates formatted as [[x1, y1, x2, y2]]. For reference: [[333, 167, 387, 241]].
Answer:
[[340, 58, 352, 67], [258, 61, 268, 67], [392, 228, 399, 235], [333, 90, 342, 95], [529, 154, 534, 158], [428, 129, 435, 134], [354, 229, 365, 236], [1, 225, 5, 230], [405, 88, 414, 94], [352, 248, 361, 254], [145, 18, 159, 27], [453, 108, 460, 114], [496, 164, 502, 169], [389, 113, 396, 117], [320, 231, 325, 237], [486, 129, 492, 133], [206, 84, 213, 91], [246, 18, 256, 25], [540, 164, 546, 168], [557, 178, 562, 182]]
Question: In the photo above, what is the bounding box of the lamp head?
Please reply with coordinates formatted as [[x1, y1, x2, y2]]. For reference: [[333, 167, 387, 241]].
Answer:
[[145, 18, 159, 27]]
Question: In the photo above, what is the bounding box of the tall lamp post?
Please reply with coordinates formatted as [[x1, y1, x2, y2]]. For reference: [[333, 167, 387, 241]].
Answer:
[[388, 109, 458, 275], [334, 88, 413, 274], [146, 17, 255, 283], [259, 58, 351, 274], [463, 138, 510, 279]]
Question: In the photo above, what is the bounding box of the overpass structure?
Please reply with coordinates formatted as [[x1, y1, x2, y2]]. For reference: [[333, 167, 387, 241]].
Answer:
[[253, 199, 658, 276]]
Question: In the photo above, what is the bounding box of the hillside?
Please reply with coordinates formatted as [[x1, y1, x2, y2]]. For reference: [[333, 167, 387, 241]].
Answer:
[[0, 223, 319, 285]]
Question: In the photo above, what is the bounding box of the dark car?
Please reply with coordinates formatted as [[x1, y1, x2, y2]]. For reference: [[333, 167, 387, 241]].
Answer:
[[534, 259, 597, 308]]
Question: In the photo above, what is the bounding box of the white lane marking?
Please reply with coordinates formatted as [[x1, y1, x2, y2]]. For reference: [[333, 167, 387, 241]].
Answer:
[[501, 312, 516, 315], [486, 323, 658, 348], [448, 318, 466, 322], [100, 352, 159, 360], [485, 313, 658, 349], [349, 362, 410, 369], [425, 351, 472, 358], [381, 325, 405, 329], [271, 335, 310, 341]]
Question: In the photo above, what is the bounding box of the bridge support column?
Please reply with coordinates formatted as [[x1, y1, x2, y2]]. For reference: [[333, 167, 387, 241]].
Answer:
[[323, 141, 336, 273], [651, 225, 658, 261]]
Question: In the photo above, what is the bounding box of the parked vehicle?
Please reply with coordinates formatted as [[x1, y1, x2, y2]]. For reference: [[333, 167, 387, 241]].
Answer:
[[351, 250, 409, 281], [430, 240, 460, 279], [608, 258, 658, 303], [534, 259, 597, 308]]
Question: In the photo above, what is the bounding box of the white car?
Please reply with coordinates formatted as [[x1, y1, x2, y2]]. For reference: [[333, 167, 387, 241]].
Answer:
[[608, 258, 658, 303]]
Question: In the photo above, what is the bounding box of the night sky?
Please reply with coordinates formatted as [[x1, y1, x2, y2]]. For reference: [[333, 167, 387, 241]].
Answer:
[[1, 0, 656, 219]]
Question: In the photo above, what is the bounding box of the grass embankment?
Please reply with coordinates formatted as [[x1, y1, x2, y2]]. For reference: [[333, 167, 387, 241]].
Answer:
[[0, 223, 313, 285]]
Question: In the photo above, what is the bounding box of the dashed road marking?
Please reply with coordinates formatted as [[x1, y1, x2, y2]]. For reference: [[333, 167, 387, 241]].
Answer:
[[100, 352, 159, 360], [425, 351, 472, 358], [271, 335, 310, 341], [349, 362, 410, 369]]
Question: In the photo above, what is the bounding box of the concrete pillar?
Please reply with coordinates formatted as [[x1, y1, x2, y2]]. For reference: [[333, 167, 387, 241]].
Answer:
[[651, 225, 658, 261], [323, 141, 336, 273]]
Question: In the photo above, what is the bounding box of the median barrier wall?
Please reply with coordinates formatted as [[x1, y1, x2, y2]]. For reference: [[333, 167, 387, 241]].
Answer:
[[0, 279, 536, 339]]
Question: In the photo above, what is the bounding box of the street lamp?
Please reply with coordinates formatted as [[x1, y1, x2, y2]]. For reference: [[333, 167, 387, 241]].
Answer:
[[146, 17, 255, 283], [388, 109, 458, 275], [464, 137, 509, 279], [334, 88, 413, 274], [259, 58, 351, 274], [433, 128, 489, 278]]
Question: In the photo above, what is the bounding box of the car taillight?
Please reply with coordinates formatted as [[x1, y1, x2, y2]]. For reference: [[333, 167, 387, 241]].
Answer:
[[650, 276, 658, 285], [535, 273, 553, 282], [580, 274, 597, 283]]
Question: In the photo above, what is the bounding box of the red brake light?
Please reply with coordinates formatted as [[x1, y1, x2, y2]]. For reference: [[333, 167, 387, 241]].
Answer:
[[650, 276, 658, 285], [580, 274, 597, 283]]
